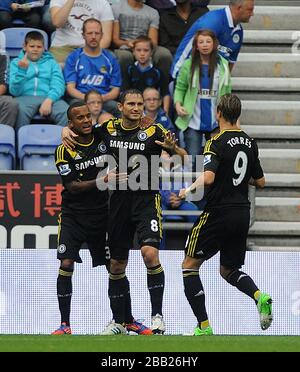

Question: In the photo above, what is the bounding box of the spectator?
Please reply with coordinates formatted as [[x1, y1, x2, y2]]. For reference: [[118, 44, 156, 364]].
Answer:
[[143, 87, 175, 132], [159, 0, 209, 55], [174, 30, 231, 170], [84, 90, 114, 125], [49, 0, 114, 64], [111, 0, 173, 83], [41, 0, 56, 35], [122, 36, 171, 113], [64, 18, 121, 117], [147, 0, 210, 11], [0, 0, 42, 30], [160, 150, 199, 224], [9, 31, 68, 130], [171, 0, 255, 78], [0, 54, 18, 127]]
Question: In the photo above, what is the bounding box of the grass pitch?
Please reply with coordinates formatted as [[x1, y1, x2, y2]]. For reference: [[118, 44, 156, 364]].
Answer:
[[0, 335, 299, 352]]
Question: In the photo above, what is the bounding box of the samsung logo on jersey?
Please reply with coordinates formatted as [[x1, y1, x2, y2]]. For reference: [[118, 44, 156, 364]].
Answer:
[[75, 155, 107, 170], [227, 137, 252, 148], [110, 140, 145, 151]]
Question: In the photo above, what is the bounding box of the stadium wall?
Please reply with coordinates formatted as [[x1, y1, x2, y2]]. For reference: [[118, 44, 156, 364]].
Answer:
[[0, 249, 300, 335]]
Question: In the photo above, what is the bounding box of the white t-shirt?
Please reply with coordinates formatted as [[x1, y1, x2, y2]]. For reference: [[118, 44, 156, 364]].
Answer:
[[50, 0, 114, 47]]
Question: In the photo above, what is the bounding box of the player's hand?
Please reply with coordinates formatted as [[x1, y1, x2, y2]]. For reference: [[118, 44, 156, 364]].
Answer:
[[139, 116, 154, 129], [62, 126, 78, 150], [178, 188, 186, 200], [155, 131, 178, 152], [39, 98, 52, 116], [106, 168, 128, 185], [18, 52, 29, 69]]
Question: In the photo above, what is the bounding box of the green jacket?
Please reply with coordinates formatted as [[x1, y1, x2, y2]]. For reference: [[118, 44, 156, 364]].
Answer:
[[174, 55, 232, 131]]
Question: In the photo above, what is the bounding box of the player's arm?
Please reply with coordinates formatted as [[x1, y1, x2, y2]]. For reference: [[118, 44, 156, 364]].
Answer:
[[179, 170, 215, 200], [65, 169, 127, 194], [249, 176, 265, 189], [55, 145, 99, 194], [249, 140, 265, 189], [179, 140, 219, 199], [61, 123, 105, 150]]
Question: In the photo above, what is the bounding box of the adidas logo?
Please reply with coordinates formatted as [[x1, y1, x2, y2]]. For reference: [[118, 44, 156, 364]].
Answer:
[[111, 327, 123, 335]]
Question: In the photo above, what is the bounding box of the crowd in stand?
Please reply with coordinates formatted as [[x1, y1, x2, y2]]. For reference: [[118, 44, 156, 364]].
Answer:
[[0, 0, 256, 217]]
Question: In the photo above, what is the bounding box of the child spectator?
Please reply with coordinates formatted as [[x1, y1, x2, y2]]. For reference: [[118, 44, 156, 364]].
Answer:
[[85, 90, 114, 125], [0, 0, 42, 30], [111, 0, 173, 84], [122, 36, 171, 113], [143, 87, 175, 132], [160, 150, 199, 224], [9, 30, 68, 130], [174, 30, 231, 170]]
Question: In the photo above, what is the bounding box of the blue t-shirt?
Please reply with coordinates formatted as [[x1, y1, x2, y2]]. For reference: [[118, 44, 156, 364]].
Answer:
[[64, 48, 122, 95], [171, 7, 243, 78]]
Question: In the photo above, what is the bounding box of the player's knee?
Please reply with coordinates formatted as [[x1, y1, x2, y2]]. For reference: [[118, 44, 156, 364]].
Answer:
[[110, 258, 127, 274], [141, 246, 159, 267], [60, 259, 74, 271], [220, 266, 237, 283]]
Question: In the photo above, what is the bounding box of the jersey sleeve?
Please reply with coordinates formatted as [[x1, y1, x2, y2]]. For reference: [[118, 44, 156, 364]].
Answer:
[[55, 145, 78, 186], [251, 139, 264, 180], [203, 138, 220, 173]]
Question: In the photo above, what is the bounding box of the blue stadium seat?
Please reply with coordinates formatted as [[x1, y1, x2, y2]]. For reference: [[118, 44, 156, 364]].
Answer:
[[0, 124, 16, 170], [18, 124, 62, 171], [2, 27, 49, 58]]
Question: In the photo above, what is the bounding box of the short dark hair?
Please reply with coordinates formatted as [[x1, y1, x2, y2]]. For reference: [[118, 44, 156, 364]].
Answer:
[[119, 89, 143, 104], [82, 18, 102, 33], [67, 101, 87, 120], [25, 31, 44, 45], [84, 89, 103, 103], [133, 35, 153, 50], [217, 94, 241, 125]]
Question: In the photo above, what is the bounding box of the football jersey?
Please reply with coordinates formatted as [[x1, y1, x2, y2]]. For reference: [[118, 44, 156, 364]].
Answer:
[[64, 48, 122, 95], [94, 118, 169, 192], [55, 133, 109, 212], [171, 7, 243, 78], [203, 129, 264, 209]]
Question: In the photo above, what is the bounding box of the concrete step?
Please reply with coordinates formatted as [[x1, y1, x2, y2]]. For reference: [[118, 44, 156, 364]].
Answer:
[[243, 125, 300, 140], [259, 149, 300, 173], [232, 77, 300, 92], [244, 7, 300, 31], [257, 174, 300, 197], [242, 30, 298, 53], [255, 196, 300, 221], [232, 53, 300, 78], [209, 6, 300, 30], [210, 1, 300, 6], [265, 173, 300, 188], [243, 30, 296, 45], [237, 92, 300, 101], [249, 221, 300, 235], [240, 101, 300, 126]]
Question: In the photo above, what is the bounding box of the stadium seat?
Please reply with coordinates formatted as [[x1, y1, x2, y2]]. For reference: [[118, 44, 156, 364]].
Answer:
[[2, 27, 48, 58], [0, 124, 16, 170], [18, 124, 61, 171], [0, 31, 5, 54]]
